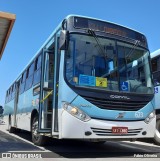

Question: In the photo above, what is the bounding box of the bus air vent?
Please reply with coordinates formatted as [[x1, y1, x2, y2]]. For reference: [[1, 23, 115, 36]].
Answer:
[[81, 95, 148, 111]]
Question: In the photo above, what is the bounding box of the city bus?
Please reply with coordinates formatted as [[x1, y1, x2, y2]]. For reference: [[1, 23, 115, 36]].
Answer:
[[150, 49, 160, 145], [3, 15, 156, 146]]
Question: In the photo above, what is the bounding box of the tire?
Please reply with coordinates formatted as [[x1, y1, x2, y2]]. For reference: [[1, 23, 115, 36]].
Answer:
[[153, 114, 160, 145], [8, 116, 15, 133], [31, 114, 48, 146]]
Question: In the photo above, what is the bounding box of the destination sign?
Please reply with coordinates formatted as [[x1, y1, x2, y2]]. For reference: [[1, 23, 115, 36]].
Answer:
[[88, 21, 127, 37], [73, 17, 147, 47]]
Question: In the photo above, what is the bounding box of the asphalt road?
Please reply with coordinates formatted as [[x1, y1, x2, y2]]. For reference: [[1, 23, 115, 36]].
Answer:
[[0, 123, 160, 160]]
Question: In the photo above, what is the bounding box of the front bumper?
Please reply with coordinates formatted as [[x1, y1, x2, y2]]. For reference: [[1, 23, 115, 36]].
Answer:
[[60, 110, 156, 139]]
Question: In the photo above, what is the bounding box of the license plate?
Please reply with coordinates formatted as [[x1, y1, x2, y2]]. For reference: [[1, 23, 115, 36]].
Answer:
[[112, 127, 128, 134]]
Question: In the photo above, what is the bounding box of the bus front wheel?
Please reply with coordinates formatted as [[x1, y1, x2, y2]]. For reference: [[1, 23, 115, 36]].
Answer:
[[31, 115, 48, 146], [154, 114, 160, 145]]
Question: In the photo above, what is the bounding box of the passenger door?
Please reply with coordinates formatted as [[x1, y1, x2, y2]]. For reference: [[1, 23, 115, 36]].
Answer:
[[38, 36, 59, 136]]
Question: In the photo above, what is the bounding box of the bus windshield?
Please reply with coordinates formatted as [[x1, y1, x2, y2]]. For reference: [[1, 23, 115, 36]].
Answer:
[[65, 34, 154, 94]]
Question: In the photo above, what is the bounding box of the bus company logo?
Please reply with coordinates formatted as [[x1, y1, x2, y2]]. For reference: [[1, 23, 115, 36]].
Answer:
[[110, 95, 130, 100], [80, 104, 92, 108], [116, 112, 126, 119]]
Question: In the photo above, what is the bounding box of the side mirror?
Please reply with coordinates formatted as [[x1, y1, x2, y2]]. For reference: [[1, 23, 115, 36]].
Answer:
[[59, 30, 69, 50]]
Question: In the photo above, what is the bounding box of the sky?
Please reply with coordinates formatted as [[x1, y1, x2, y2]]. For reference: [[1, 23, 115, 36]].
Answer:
[[0, 0, 160, 106]]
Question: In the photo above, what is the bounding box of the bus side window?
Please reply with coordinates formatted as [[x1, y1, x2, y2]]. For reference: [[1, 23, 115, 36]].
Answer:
[[25, 62, 34, 91], [8, 88, 11, 102], [20, 71, 26, 94], [33, 54, 42, 85], [11, 85, 13, 100], [10, 87, 13, 100], [11, 83, 15, 100], [152, 56, 160, 86], [18, 77, 22, 94], [151, 58, 158, 72], [5, 90, 8, 103]]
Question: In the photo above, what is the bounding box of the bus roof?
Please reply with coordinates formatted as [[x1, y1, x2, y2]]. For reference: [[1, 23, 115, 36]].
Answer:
[[150, 49, 160, 59]]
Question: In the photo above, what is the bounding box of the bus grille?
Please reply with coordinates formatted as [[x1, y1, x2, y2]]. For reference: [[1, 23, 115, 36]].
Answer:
[[91, 127, 142, 136], [82, 96, 148, 111]]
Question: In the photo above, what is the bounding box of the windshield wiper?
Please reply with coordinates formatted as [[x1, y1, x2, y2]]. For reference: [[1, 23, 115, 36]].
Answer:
[[125, 40, 140, 59], [87, 28, 107, 59]]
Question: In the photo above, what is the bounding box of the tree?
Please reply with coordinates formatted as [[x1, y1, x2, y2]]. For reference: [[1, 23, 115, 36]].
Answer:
[[0, 106, 4, 115]]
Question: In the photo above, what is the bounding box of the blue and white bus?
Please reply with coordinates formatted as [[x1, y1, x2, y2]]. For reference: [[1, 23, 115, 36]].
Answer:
[[151, 49, 160, 145], [4, 15, 156, 146]]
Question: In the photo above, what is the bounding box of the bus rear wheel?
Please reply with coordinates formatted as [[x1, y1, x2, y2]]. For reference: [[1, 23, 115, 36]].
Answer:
[[31, 115, 48, 146], [153, 114, 160, 145]]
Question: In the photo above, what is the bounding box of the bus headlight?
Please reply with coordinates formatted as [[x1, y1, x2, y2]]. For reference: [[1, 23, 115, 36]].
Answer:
[[63, 103, 91, 122], [144, 111, 155, 124]]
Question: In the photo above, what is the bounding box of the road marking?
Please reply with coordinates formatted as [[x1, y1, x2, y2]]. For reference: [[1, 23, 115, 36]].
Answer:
[[123, 141, 160, 148]]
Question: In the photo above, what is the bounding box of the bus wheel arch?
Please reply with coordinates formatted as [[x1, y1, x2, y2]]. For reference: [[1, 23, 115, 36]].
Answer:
[[31, 111, 48, 146]]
